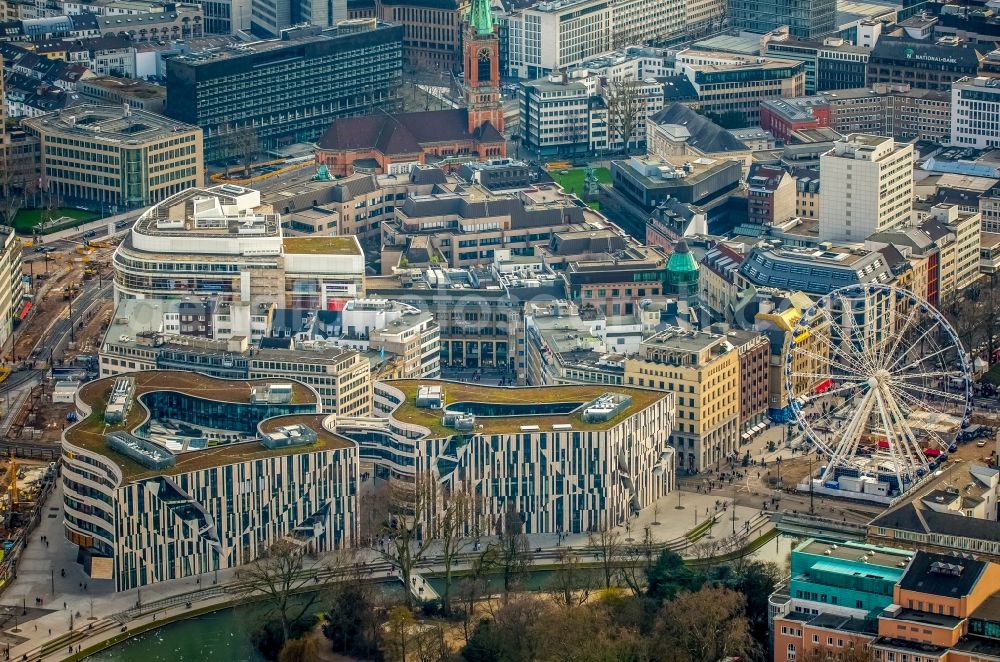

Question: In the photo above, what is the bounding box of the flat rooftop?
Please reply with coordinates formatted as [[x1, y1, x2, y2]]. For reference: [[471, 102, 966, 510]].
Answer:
[[382, 379, 668, 437], [65, 372, 332, 483], [282, 235, 362, 256], [23, 103, 197, 141], [134, 186, 280, 239], [798, 538, 913, 569]]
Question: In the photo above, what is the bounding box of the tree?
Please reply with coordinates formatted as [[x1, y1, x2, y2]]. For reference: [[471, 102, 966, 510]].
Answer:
[[218, 122, 260, 177], [645, 549, 703, 603], [412, 623, 453, 662], [278, 637, 319, 662], [439, 486, 480, 615], [384, 606, 417, 662], [324, 559, 385, 658], [722, 559, 781, 648], [604, 80, 645, 154], [651, 586, 760, 662], [545, 549, 592, 608], [379, 475, 438, 609], [236, 540, 323, 647], [617, 528, 655, 597], [457, 549, 493, 643], [486, 506, 532, 604], [588, 525, 623, 590]]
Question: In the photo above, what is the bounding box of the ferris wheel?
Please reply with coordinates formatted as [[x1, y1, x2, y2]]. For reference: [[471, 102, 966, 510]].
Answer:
[[784, 284, 973, 496]]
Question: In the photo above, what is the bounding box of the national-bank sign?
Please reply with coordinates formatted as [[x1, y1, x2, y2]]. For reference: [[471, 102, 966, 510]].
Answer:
[[903, 47, 958, 65]]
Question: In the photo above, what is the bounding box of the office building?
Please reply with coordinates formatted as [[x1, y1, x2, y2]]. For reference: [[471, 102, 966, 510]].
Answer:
[[761, 85, 951, 143], [337, 379, 675, 535], [113, 185, 366, 308], [747, 290, 830, 421], [315, 3, 505, 176], [505, 0, 612, 79], [646, 103, 752, 173], [869, 552, 1000, 660], [684, 0, 725, 36], [952, 76, 1000, 149], [265, 166, 453, 242], [764, 32, 869, 94], [770, 539, 911, 662], [866, 37, 984, 92], [78, 76, 166, 113], [370, 0, 465, 71], [610, 155, 741, 211], [727, 329, 769, 430], [624, 328, 739, 471], [164, 21, 403, 161], [250, 0, 346, 37], [738, 244, 894, 296], [728, 0, 834, 39], [22, 104, 203, 210], [366, 261, 564, 373], [672, 50, 805, 125], [61, 371, 359, 590], [379, 182, 605, 269], [817, 134, 913, 242]]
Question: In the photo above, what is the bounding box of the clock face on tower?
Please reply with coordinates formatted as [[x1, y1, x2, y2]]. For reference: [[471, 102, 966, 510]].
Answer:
[[477, 47, 492, 83]]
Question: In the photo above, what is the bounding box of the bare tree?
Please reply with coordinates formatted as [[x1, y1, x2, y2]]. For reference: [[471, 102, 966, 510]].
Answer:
[[652, 586, 760, 662], [438, 486, 480, 615], [604, 79, 645, 155], [218, 122, 261, 177], [379, 475, 438, 608], [618, 528, 656, 597], [456, 550, 491, 643], [486, 505, 533, 605], [236, 540, 324, 646], [545, 548, 592, 607], [588, 525, 623, 589]]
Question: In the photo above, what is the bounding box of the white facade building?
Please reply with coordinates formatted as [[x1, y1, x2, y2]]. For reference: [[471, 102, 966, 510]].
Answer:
[[114, 185, 365, 309], [505, 0, 682, 79], [818, 134, 913, 242], [338, 379, 675, 535], [61, 372, 358, 591], [519, 66, 664, 155], [951, 76, 1000, 149]]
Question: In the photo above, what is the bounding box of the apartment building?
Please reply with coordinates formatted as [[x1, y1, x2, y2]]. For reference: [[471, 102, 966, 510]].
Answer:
[[342, 379, 675, 535], [673, 50, 805, 125], [113, 185, 365, 309], [624, 328, 740, 472], [22, 104, 202, 209], [164, 22, 403, 161], [747, 165, 796, 226], [61, 372, 359, 590], [817, 134, 913, 242]]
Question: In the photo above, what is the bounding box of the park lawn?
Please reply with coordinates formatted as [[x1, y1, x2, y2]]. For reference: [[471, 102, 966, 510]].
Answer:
[[550, 167, 611, 197], [12, 207, 97, 234]]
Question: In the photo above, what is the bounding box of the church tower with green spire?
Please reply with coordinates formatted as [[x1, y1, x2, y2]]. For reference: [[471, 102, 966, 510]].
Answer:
[[463, 0, 505, 138]]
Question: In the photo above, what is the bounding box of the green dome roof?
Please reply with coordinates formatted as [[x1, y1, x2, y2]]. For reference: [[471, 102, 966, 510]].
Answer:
[[666, 240, 699, 275]]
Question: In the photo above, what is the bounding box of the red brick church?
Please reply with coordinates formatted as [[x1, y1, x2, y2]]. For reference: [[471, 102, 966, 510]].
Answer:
[[315, 0, 507, 176]]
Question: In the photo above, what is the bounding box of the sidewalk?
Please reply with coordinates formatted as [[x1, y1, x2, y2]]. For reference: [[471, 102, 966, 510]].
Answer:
[[0, 484, 772, 660]]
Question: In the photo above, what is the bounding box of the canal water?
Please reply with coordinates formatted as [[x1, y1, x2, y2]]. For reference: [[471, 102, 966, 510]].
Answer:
[[88, 534, 801, 660]]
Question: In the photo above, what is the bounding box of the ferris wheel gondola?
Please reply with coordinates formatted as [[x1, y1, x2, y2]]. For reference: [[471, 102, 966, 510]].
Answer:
[[784, 284, 972, 496]]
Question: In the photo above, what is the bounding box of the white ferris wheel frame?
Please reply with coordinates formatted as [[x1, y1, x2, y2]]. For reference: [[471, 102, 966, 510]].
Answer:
[[783, 283, 973, 492]]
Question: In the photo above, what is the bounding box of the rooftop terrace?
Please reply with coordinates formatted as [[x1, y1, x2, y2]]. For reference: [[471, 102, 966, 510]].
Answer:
[[382, 379, 668, 437], [64, 372, 341, 483]]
